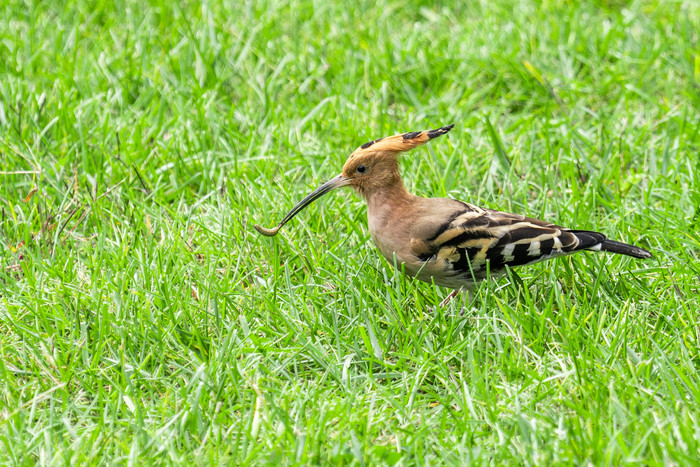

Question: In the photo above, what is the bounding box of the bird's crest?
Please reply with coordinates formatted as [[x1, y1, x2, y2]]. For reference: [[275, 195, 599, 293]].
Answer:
[[349, 124, 454, 158]]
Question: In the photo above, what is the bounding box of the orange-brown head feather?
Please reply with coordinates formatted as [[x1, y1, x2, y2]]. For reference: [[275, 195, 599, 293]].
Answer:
[[341, 124, 454, 197]]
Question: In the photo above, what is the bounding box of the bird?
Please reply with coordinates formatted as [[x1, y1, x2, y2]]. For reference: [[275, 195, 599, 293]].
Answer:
[[254, 124, 652, 306]]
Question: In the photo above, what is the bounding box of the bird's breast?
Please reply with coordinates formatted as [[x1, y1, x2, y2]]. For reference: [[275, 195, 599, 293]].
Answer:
[[368, 218, 410, 266], [367, 200, 418, 270]]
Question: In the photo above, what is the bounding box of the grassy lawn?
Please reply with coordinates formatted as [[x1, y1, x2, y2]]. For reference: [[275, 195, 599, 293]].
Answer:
[[1, 0, 699, 464]]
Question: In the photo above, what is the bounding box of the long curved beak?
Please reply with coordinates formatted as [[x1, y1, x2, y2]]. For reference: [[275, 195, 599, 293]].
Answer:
[[254, 174, 350, 236]]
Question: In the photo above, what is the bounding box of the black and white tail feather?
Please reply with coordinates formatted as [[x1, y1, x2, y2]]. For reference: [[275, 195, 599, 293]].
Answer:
[[560, 230, 652, 259], [596, 238, 652, 259]]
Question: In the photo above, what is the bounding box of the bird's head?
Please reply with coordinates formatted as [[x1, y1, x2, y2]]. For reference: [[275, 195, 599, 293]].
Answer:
[[254, 124, 454, 236], [340, 124, 454, 197]]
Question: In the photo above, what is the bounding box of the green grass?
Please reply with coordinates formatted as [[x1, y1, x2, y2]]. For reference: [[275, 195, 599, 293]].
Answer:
[[1, 0, 699, 464]]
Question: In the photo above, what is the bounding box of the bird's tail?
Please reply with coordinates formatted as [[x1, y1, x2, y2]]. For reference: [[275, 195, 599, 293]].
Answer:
[[599, 239, 653, 259]]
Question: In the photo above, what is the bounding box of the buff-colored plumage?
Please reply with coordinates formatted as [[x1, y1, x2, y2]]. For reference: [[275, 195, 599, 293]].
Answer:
[[255, 124, 652, 304]]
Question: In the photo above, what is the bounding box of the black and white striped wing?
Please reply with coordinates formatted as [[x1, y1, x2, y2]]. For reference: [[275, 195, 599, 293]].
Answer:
[[425, 207, 604, 281]]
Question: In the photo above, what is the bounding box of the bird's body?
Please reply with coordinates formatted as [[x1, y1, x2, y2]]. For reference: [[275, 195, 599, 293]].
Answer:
[[255, 124, 652, 298]]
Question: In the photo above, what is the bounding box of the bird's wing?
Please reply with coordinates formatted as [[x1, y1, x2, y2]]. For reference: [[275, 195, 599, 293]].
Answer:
[[412, 202, 605, 279]]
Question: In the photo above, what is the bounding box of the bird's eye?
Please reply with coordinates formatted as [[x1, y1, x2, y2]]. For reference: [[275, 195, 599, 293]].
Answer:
[[356, 165, 367, 174]]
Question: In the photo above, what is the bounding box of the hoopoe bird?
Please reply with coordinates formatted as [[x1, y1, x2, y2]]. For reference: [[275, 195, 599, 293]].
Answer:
[[255, 125, 652, 305]]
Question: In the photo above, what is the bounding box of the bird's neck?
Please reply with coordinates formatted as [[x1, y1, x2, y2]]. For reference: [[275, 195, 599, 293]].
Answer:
[[362, 174, 416, 217], [361, 174, 417, 250]]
